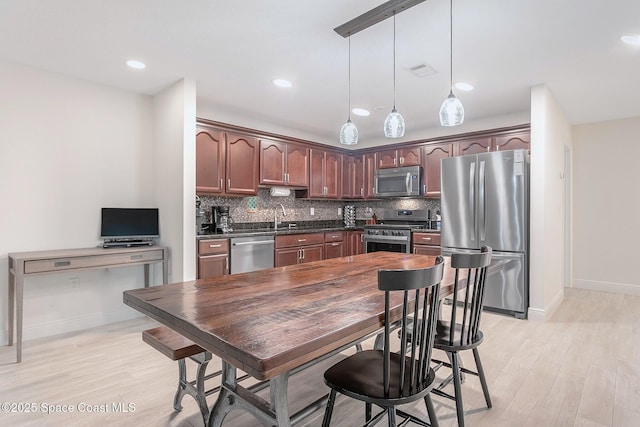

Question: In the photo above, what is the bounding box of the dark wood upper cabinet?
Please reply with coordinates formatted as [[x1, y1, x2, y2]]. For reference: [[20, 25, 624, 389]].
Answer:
[[364, 153, 377, 199], [422, 142, 454, 198], [309, 149, 341, 198], [225, 133, 259, 195], [494, 132, 530, 151], [260, 140, 309, 187], [341, 154, 366, 199], [376, 147, 421, 168], [455, 137, 493, 156], [196, 128, 225, 195]]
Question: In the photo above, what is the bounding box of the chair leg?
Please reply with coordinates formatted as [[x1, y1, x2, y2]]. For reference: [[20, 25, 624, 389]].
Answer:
[[424, 395, 439, 427], [388, 407, 396, 427], [366, 402, 372, 421], [322, 389, 337, 427], [472, 348, 492, 408], [451, 352, 465, 427]]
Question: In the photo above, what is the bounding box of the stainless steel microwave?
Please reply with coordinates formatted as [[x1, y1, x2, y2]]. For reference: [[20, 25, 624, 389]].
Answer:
[[374, 166, 422, 197]]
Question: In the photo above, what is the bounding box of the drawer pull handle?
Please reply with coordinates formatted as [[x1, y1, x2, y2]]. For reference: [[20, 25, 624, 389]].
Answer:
[[422, 237, 432, 241], [131, 255, 143, 260], [332, 243, 339, 246], [297, 239, 306, 242], [54, 261, 70, 267], [209, 244, 222, 248]]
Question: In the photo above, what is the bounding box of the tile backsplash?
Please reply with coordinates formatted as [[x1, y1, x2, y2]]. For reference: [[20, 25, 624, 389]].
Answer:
[[198, 189, 440, 225]]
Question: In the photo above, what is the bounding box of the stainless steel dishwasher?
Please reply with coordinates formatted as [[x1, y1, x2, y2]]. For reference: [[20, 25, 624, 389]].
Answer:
[[230, 236, 275, 274]]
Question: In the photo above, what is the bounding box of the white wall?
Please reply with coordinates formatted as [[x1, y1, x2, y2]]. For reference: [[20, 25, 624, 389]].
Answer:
[[572, 116, 640, 294], [528, 85, 572, 321], [0, 60, 157, 344], [153, 79, 197, 282]]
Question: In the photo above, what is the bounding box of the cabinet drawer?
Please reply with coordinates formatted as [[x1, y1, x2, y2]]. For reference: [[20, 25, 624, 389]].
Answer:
[[324, 231, 345, 242], [24, 250, 164, 274], [412, 232, 441, 246], [198, 239, 229, 255], [275, 233, 324, 248]]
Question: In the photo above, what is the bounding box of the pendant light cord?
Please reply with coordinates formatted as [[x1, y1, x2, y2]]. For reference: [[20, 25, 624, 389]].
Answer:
[[348, 35, 352, 120], [449, 0, 453, 92], [393, 13, 397, 109]]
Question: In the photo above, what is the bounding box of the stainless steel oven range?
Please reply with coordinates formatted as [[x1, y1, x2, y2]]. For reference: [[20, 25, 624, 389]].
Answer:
[[364, 209, 432, 254]]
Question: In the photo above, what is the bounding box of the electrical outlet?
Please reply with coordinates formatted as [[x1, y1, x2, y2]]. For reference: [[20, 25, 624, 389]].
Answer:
[[310, 207, 315, 216], [338, 207, 342, 215], [70, 277, 79, 289]]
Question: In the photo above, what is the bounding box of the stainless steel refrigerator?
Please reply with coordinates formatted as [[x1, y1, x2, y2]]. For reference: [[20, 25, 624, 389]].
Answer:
[[441, 149, 529, 318]]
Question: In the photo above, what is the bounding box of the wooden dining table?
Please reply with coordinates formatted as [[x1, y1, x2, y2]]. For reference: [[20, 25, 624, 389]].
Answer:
[[123, 251, 457, 426]]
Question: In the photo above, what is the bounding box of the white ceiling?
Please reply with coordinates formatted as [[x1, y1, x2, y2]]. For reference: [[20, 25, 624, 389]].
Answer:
[[2, 0, 640, 147]]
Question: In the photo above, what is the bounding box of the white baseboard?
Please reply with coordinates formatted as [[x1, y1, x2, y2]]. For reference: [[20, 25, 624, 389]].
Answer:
[[572, 279, 640, 296], [528, 288, 564, 322], [1, 308, 145, 345]]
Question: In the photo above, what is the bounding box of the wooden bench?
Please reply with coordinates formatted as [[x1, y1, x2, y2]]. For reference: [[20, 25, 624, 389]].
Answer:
[[143, 326, 217, 425]]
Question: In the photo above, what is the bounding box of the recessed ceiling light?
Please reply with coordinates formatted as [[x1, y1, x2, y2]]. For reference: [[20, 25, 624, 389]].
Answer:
[[454, 82, 474, 91], [126, 60, 146, 70], [273, 79, 293, 88], [621, 35, 640, 46], [352, 108, 370, 117]]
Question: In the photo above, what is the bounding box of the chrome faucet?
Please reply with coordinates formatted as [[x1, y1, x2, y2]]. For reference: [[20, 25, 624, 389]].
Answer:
[[274, 203, 287, 231]]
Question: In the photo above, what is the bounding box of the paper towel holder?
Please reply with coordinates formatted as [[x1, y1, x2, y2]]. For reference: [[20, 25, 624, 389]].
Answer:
[[269, 187, 291, 197]]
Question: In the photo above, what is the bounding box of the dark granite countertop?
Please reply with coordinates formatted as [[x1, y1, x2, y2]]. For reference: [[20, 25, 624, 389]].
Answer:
[[197, 221, 365, 239]]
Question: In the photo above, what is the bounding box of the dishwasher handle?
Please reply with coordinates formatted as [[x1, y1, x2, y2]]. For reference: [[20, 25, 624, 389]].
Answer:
[[232, 240, 274, 246]]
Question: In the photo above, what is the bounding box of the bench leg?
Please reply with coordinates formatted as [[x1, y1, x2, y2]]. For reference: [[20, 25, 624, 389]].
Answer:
[[173, 353, 212, 425]]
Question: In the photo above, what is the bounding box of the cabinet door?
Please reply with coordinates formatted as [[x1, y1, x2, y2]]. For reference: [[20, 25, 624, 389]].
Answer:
[[285, 144, 309, 187], [412, 245, 441, 256], [347, 231, 364, 256], [341, 155, 355, 198], [325, 242, 345, 259], [324, 151, 341, 198], [300, 244, 324, 263], [353, 154, 365, 198], [198, 254, 228, 279], [456, 137, 493, 156], [308, 149, 326, 197], [260, 140, 286, 186], [226, 133, 259, 195], [422, 142, 454, 198], [364, 153, 377, 199], [196, 128, 225, 195], [377, 149, 398, 168], [494, 132, 530, 151], [275, 247, 301, 267], [399, 147, 421, 166]]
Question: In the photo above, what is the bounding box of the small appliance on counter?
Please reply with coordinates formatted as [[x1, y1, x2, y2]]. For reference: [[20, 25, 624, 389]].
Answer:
[[344, 205, 356, 228], [213, 206, 234, 233], [196, 196, 208, 235]]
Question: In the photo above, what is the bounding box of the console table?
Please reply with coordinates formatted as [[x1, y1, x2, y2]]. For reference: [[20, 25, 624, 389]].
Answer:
[[7, 246, 169, 363]]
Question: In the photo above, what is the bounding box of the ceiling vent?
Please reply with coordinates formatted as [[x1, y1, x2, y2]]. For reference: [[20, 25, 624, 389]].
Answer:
[[408, 63, 438, 77]]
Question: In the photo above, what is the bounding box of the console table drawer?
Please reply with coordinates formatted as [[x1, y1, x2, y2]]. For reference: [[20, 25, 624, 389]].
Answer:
[[24, 250, 164, 274]]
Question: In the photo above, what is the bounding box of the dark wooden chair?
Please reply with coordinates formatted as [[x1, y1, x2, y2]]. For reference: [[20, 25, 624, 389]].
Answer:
[[322, 257, 445, 427], [431, 246, 492, 427]]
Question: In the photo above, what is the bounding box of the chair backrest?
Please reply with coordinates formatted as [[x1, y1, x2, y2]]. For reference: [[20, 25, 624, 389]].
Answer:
[[445, 246, 492, 347], [378, 256, 444, 398]]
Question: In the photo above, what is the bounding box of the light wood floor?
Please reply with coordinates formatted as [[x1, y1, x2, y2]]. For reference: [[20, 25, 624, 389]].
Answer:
[[2, 288, 640, 427]]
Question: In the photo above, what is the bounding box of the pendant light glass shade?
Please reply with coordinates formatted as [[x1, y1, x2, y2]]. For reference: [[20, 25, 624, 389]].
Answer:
[[385, 13, 405, 138], [440, 0, 464, 127], [340, 36, 358, 145], [340, 119, 359, 145], [384, 108, 405, 137], [440, 91, 464, 126]]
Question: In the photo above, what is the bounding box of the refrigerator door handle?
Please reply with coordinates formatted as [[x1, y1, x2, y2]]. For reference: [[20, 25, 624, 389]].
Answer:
[[469, 161, 476, 242], [479, 160, 486, 241], [406, 172, 412, 195]]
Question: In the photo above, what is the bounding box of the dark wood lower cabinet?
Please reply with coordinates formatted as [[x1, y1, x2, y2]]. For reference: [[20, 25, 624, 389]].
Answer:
[[197, 238, 229, 279], [325, 242, 345, 259], [411, 232, 441, 256], [347, 230, 364, 256]]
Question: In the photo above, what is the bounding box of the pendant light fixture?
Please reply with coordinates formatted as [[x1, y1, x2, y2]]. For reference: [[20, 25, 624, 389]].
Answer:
[[439, 0, 464, 126], [339, 36, 358, 145], [384, 13, 405, 138]]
